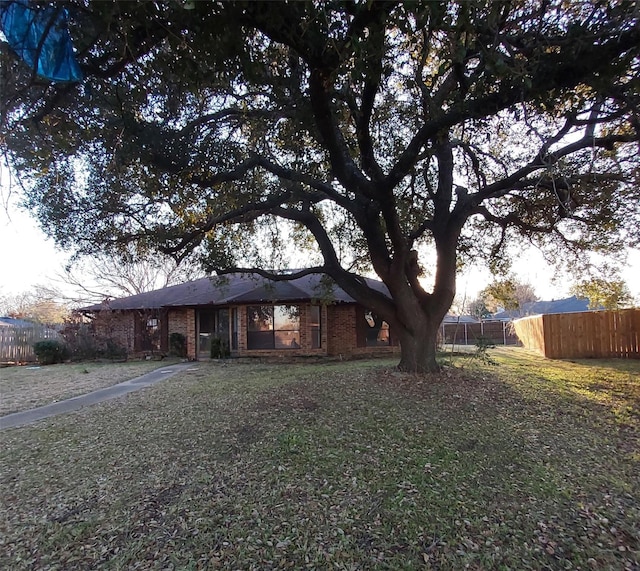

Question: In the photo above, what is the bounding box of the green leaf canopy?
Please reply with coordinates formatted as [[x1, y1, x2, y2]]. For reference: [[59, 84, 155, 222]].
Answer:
[[2, 0, 639, 371]]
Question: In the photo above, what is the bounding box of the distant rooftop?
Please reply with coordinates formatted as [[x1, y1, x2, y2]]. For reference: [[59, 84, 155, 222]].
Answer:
[[493, 296, 593, 320], [0, 317, 37, 328], [442, 314, 480, 324]]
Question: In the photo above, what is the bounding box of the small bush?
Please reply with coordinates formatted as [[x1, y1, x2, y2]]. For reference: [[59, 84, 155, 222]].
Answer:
[[472, 335, 497, 365], [103, 339, 128, 361], [169, 332, 187, 358], [33, 339, 71, 365], [211, 336, 230, 359], [59, 318, 128, 361]]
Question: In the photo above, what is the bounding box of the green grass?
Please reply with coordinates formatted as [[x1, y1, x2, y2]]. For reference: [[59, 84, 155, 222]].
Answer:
[[0, 349, 638, 570]]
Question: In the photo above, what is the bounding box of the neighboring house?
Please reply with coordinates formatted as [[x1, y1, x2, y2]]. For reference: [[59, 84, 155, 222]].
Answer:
[[80, 273, 400, 360], [442, 314, 480, 325], [0, 317, 37, 328], [492, 296, 593, 321]]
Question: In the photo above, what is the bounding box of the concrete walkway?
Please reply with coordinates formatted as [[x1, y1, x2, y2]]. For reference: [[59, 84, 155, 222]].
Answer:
[[0, 362, 196, 431]]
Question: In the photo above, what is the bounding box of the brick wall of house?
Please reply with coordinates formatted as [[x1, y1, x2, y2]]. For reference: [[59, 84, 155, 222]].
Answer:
[[185, 309, 196, 359], [326, 304, 361, 356], [93, 311, 135, 353], [296, 304, 327, 356], [326, 304, 400, 358], [321, 304, 328, 350], [232, 303, 327, 358], [298, 304, 310, 350], [167, 309, 188, 340], [236, 305, 247, 352], [167, 308, 197, 360], [230, 302, 399, 359], [94, 302, 397, 361]]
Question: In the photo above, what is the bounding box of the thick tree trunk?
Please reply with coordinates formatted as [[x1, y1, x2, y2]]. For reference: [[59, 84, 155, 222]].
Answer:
[[396, 317, 441, 373], [390, 240, 456, 374]]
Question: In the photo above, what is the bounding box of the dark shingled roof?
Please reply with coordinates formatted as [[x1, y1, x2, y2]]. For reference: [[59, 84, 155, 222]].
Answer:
[[81, 273, 391, 311]]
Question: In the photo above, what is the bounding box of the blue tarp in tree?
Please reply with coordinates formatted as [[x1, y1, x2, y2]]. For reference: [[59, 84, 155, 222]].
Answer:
[[0, 0, 82, 82]]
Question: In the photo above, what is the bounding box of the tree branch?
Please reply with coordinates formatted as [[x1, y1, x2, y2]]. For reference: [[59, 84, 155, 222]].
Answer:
[[472, 131, 639, 205], [214, 266, 325, 281], [271, 205, 398, 317]]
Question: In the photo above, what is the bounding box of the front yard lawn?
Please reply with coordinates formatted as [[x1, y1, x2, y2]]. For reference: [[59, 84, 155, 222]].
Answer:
[[0, 349, 638, 570], [0, 360, 177, 415]]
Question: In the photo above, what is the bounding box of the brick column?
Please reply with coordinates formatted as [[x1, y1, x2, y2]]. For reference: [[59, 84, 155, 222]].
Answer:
[[186, 309, 197, 360]]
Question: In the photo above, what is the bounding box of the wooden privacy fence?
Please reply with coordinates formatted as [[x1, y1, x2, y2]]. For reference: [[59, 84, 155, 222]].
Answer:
[[0, 326, 61, 363], [513, 308, 640, 359], [440, 320, 518, 346]]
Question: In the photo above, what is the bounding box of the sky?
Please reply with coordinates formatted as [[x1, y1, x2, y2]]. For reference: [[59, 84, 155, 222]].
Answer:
[[1, 172, 638, 306], [0, 191, 73, 297]]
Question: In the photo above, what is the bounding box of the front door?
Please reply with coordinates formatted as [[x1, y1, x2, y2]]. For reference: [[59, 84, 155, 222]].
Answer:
[[198, 308, 230, 358]]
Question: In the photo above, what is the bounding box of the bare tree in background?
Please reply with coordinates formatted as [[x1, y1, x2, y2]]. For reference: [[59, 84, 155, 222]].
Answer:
[[0, 285, 69, 324], [55, 250, 206, 305]]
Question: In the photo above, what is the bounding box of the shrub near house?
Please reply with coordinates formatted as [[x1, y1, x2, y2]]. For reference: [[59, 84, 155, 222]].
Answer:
[[33, 339, 70, 365], [59, 315, 128, 361]]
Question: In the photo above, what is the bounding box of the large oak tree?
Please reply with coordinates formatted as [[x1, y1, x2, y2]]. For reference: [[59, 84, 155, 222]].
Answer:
[[1, 1, 639, 372]]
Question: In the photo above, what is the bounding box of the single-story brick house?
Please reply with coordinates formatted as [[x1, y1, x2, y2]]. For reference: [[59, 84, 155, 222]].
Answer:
[[81, 273, 400, 360]]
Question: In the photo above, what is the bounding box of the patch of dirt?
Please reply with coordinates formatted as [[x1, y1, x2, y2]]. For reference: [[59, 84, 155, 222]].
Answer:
[[258, 383, 322, 413]]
